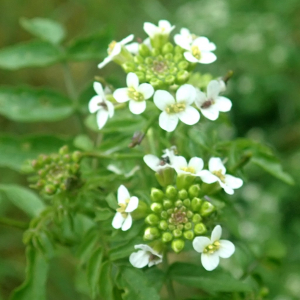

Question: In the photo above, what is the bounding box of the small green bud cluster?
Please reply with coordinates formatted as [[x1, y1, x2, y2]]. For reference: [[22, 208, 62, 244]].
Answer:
[[30, 146, 82, 195], [144, 184, 216, 253], [122, 43, 194, 89]]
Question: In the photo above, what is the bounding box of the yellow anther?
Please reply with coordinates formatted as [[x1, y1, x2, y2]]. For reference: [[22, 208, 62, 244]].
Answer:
[[165, 103, 186, 114], [191, 45, 201, 60], [212, 169, 226, 183], [181, 166, 196, 174], [108, 41, 117, 54]]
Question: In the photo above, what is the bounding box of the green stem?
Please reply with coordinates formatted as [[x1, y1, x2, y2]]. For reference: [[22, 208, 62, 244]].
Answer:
[[83, 152, 143, 159], [229, 152, 253, 173], [0, 217, 28, 230], [61, 62, 78, 103], [147, 127, 157, 156], [162, 252, 176, 299]]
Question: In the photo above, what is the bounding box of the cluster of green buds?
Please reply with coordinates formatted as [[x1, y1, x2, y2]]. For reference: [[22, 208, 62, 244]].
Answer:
[[144, 183, 216, 253], [30, 146, 82, 195]]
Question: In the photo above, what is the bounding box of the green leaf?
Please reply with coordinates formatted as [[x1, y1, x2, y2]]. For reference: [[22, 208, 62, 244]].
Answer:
[[99, 261, 114, 300], [20, 17, 66, 45], [0, 184, 45, 217], [106, 192, 118, 210], [74, 134, 94, 151], [117, 267, 161, 300], [169, 262, 252, 293], [0, 86, 73, 122], [66, 30, 111, 61], [0, 41, 62, 70], [0, 135, 71, 172], [95, 207, 113, 221], [10, 246, 49, 300], [109, 237, 143, 261]]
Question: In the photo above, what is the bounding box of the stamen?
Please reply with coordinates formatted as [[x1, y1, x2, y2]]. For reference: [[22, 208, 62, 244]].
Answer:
[[212, 170, 226, 183], [191, 45, 201, 60], [165, 103, 186, 114], [108, 41, 117, 55]]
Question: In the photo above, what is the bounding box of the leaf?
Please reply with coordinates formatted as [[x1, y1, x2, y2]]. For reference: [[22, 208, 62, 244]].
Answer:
[[0, 135, 71, 172], [99, 261, 114, 300], [66, 30, 112, 61], [117, 267, 161, 300], [0, 184, 45, 217], [109, 237, 143, 261], [0, 86, 74, 122], [169, 262, 252, 293], [20, 17, 66, 44], [10, 246, 49, 300], [74, 134, 94, 151], [95, 207, 113, 221], [106, 192, 118, 210], [0, 41, 62, 70]]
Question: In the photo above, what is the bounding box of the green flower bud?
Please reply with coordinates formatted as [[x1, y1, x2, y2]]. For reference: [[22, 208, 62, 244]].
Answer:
[[135, 71, 146, 82], [151, 188, 165, 202], [178, 60, 189, 70], [155, 167, 175, 187], [186, 210, 193, 219], [174, 53, 183, 63], [144, 227, 160, 240], [174, 45, 184, 53], [165, 185, 177, 200], [60, 183, 67, 191], [137, 65, 146, 72], [173, 229, 182, 238], [151, 202, 163, 213], [72, 151, 82, 162], [131, 201, 149, 219], [162, 232, 173, 243], [189, 184, 201, 198], [184, 222, 192, 230], [176, 174, 195, 190], [175, 200, 183, 207], [161, 210, 168, 219], [45, 184, 56, 195], [122, 61, 136, 72], [178, 189, 188, 200], [192, 213, 202, 223], [145, 214, 160, 225], [162, 42, 174, 54], [183, 199, 191, 207], [183, 230, 194, 240], [176, 70, 190, 83], [139, 43, 151, 57], [59, 146, 69, 155], [151, 48, 160, 56], [164, 53, 173, 60], [150, 78, 164, 89], [167, 208, 173, 215], [168, 224, 175, 231], [31, 159, 40, 170], [133, 55, 144, 64], [145, 57, 154, 65], [191, 197, 203, 212], [194, 223, 207, 235], [171, 239, 185, 253], [159, 220, 168, 231], [177, 224, 184, 230], [165, 75, 175, 85], [200, 202, 215, 217], [163, 199, 173, 209]]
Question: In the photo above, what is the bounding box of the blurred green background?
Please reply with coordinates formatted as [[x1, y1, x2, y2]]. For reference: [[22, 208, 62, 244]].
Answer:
[[0, 0, 299, 299]]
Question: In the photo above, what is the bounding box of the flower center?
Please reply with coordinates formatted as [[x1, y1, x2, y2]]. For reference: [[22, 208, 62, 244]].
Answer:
[[212, 170, 226, 183], [127, 87, 144, 102], [97, 101, 108, 110], [203, 241, 220, 254], [201, 99, 214, 109], [152, 60, 167, 73], [165, 102, 186, 114], [108, 41, 117, 54], [116, 199, 130, 218], [181, 166, 195, 173], [191, 45, 201, 60], [171, 208, 188, 225]]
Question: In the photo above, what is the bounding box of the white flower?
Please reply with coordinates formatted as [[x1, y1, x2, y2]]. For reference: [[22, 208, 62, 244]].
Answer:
[[193, 225, 235, 271], [172, 156, 204, 176], [125, 38, 152, 55], [154, 84, 200, 132], [174, 28, 196, 47], [175, 35, 216, 64], [195, 80, 232, 121], [200, 157, 243, 195], [112, 185, 139, 231], [144, 20, 175, 38], [129, 244, 163, 268], [144, 147, 177, 172], [113, 73, 154, 115], [88, 82, 114, 129], [98, 34, 134, 69]]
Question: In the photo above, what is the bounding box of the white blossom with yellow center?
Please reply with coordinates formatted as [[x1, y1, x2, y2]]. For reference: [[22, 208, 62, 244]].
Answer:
[[112, 185, 139, 231], [193, 225, 235, 271], [129, 244, 163, 268], [143, 20, 175, 38], [172, 156, 204, 176], [200, 157, 243, 195]]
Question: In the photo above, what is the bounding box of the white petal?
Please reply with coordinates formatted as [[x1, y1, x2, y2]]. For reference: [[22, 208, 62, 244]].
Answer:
[[225, 174, 243, 189], [105, 100, 115, 118], [184, 51, 199, 63], [199, 170, 219, 183], [120, 34, 134, 45], [138, 83, 154, 99], [110, 43, 122, 57], [96, 109, 109, 129], [209, 157, 226, 173], [194, 37, 216, 51], [174, 35, 190, 50], [214, 96, 232, 112], [154, 90, 175, 110], [112, 212, 124, 229], [218, 240, 235, 258], [127, 72, 139, 89], [159, 112, 179, 132], [201, 253, 220, 271], [129, 250, 150, 268], [126, 196, 139, 213], [113, 88, 130, 103], [200, 106, 219, 121], [129, 100, 146, 115], [144, 22, 158, 37], [143, 154, 160, 171], [199, 52, 217, 64], [211, 225, 222, 243], [195, 89, 208, 108], [189, 157, 204, 173], [122, 214, 132, 231], [223, 185, 234, 195], [118, 185, 130, 204], [172, 156, 188, 170], [178, 106, 200, 125], [125, 42, 139, 55], [158, 20, 173, 33], [176, 84, 196, 105], [180, 28, 191, 37], [134, 244, 153, 252], [98, 56, 112, 69], [207, 80, 221, 100], [88, 95, 101, 113], [93, 82, 105, 97], [193, 237, 211, 253]]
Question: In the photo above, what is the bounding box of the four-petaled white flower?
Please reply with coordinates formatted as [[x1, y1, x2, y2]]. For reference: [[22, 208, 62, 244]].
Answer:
[[154, 84, 200, 132], [172, 156, 204, 176], [112, 185, 139, 231], [200, 157, 243, 195], [175, 35, 217, 64], [144, 147, 177, 172], [113, 73, 154, 115], [174, 27, 197, 46], [98, 34, 134, 69], [144, 20, 175, 38], [193, 225, 235, 271], [195, 80, 232, 121], [129, 244, 163, 268], [88, 82, 114, 129]]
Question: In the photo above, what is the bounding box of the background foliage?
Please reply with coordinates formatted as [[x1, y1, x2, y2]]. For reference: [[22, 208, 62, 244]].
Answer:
[[0, 0, 299, 299]]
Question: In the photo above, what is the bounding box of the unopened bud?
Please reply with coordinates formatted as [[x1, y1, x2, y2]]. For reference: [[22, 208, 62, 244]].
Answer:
[[189, 184, 201, 198], [200, 202, 215, 217], [139, 43, 151, 57], [194, 223, 207, 235], [171, 239, 185, 253], [184, 230, 194, 240], [175, 200, 183, 207], [163, 199, 173, 209], [165, 185, 177, 200], [122, 61, 136, 72], [165, 75, 175, 85], [144, 227, 160, 240], [161, 211, 168, 219], [178, 189, 188, 200], [192, 214, 202, 223], [191, 197, 202, 212], [45, 184, 56, 195], [162, 42, 174, 54], [151, 202, 163, 213], [59, 145, 69, 155], [184, 222, 192, 230], [72, 151, 82, 162], [162, 232, 173, 243], [145, 214, 160, 225], [133, 55, 144, 64], [151, 188, 164, 202], [173, 229, 182, 238], [159, 220, 168, 231], [176, 174, 195, 190]]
